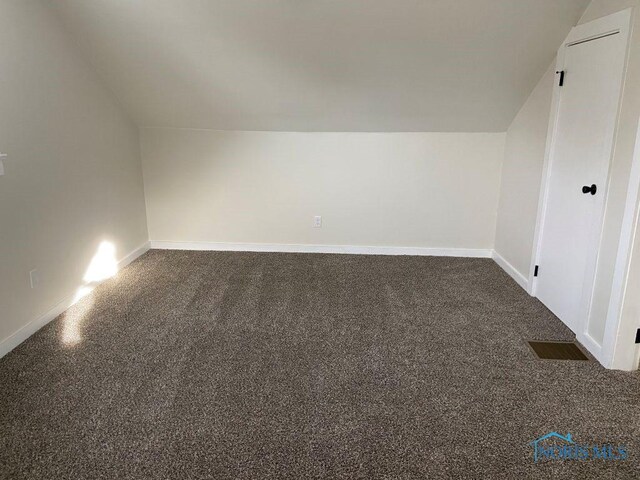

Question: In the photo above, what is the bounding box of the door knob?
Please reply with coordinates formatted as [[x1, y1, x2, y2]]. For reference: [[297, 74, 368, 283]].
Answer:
[[582, 184, 597, 195]]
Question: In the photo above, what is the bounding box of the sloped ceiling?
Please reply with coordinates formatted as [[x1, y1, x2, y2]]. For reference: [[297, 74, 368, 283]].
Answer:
[[50, 0, 590, 132]]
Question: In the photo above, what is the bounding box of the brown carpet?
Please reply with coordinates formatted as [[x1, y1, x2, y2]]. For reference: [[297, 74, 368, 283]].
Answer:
[[1, 250, 639, 479]]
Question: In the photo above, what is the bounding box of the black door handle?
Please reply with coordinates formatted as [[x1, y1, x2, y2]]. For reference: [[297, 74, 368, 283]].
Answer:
[[582, 184, 597, 195]]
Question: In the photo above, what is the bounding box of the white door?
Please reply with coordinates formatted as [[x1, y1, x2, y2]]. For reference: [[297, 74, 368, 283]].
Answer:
[[535, 18, 629, 333]]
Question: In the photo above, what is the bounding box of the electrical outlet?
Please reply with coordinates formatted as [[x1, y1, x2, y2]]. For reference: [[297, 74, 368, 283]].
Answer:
[[29, 269, 40, 289], [313, 215, 322, 228]]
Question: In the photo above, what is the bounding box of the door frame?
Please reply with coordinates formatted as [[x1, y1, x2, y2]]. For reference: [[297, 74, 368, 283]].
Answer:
[[528, 8, 634, 366], [603, 113, 640, 370]]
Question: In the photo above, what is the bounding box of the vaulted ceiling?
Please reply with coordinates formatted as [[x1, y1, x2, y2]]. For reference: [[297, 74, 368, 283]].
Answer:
[[50, 0, 590, 132]]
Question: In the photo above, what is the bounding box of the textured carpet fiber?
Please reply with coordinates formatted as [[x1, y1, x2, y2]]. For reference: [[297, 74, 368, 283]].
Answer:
[[1, 250, 639, 479]]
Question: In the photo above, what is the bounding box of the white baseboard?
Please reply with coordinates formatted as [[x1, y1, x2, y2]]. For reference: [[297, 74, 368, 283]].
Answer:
[[150, 241, 493, 258], [491, 250, 529, 291], [0, 241, 150, 360], [116, 241, 150, 269]]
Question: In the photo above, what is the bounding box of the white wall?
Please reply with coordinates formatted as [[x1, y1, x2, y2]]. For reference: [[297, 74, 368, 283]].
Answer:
[[0, 1, 148, 354], [141, 129, 505, 252], [494, 65, 555, 278]]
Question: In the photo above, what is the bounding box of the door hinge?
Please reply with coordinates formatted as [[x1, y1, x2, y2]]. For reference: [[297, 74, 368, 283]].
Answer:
[[556, 70, 565, 87], [534, 265, 539, 277], [635, 329, 640, 344]]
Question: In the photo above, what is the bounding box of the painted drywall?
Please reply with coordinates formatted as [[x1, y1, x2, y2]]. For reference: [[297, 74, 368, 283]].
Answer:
[[0, 1, 148, 353], [141, 129, 505, 250], [50, 0, 589, 132], [494, 65, 555, 278]]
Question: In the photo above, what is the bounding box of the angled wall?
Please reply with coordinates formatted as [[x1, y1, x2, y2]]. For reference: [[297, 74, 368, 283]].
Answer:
[[494, 65, 555, 279], [0, 1, 148, 356]]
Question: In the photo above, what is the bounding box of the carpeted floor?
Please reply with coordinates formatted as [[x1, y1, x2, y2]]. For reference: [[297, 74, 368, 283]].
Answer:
[[1, 250, 639, 479]]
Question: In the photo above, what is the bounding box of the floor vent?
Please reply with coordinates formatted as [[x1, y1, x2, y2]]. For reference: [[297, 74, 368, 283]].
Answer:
[[527, 341, 589, 361]]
